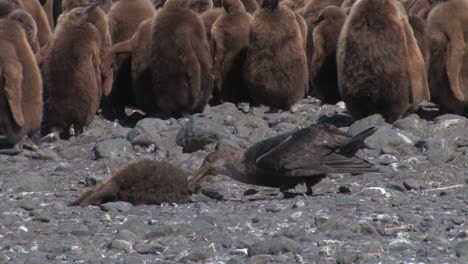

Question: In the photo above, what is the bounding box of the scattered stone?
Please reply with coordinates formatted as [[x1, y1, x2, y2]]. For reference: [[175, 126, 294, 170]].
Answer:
[[100, 202, 133, 212], [134, 242, 165, 254], [108, 239, 133, 253], [293, 200, 305, 208], [94, 139, 133, 159], [377, 154, 398, 165], [336, 248, 360, 264], [455, 241, 468, 258], [247, 237, 302, 256], [347, 114, 386, 136], [403, 179, 420, 191], [289, 211, 303, 221], [364, 126, 415, 152], [32, 215, 51, 223], [265, 205, 281, 213], [176, 116, 246, 153], [356, 187, 389, 198], [452, 217, 465, 225], [180, 248, 213, 262], [338, 185, 352, 194]]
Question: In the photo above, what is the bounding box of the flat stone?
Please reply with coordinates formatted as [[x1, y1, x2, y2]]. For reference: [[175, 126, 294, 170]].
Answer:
[[455, 240, 468, 258], [134, 242, 165, 254], [403, 178, 420, 191], [108, 239, 133, 253], [348, 114, 386, 136], [376, 154, 398, 165], [100, 201, 133, 212], [247, 236, 302, 256], [176, 116, 246, 153], [94, 139, 133, 159]]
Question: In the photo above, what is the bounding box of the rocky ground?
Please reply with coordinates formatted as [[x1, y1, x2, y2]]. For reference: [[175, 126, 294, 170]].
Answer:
[[0, 97, 467, 264]]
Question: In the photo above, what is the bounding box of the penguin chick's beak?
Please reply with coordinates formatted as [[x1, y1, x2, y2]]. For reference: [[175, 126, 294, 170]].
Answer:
[[190, 0, 202, 5], [83, 3, 100, 15]]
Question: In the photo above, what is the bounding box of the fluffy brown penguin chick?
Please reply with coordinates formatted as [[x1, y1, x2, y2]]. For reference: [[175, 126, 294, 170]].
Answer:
[[200, 7, 224, 47], [71, 160, 191, 206], [309, 6, 345, 104], [59, 0, 114, 98], [211, 0, 251, 103], [244, 0, 308, 110], [41, 5, 103, 139], [337, 0, 428, 123], [151, 0, 213, 116], [107, 18, 157, 114], [189, 124, 379, 197], [105, 0, 156, 120], [190, 0, 213, 13], [0, 10, 43, 155], [20, 0, 53, 47], [7, 8, 41, 55], [426, 0, 468, 115]]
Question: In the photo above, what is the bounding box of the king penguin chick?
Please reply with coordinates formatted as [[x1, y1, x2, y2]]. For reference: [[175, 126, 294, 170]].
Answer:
[[0, 10, 43, 154], [189, 124, 378, 197], [105, 0, 156, 120], [7, 8, 41, 56], [71, 160, 191, 206], [337, 0, 428, 123], [107, 17, 157, 114], [211, 0, 251, 103], [41, 5, 103, 139], [426, 0, 468, 115], [151, 0, 213, 116], [244, 0, 308, 110], [309, 6, 345, 104], [20, 0, 53, 47]]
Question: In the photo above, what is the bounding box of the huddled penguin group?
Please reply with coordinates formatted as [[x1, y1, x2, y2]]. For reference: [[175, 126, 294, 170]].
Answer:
[[2, 0, 468, 202]]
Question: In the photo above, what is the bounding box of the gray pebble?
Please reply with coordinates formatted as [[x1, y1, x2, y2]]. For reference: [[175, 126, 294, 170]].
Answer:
[[108, 239, 133, 253], [100, 201, 133, 212], [227, 257, 244, 264], [124, 255, 145, 264], [94, 139, 133, 159], [348, 114, 386, 136], [176, 116, 245, 153], [377, 154, 398, 165], [134, 242, 165, 254], [247, 236, 302, 256], [265, 205, 281, 213], [455, 241, 468, 258], [180, 248, 213, 262], [403, 178, 420, 191]]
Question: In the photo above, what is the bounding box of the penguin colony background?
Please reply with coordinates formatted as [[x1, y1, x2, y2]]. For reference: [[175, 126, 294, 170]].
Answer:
[[0, 0, 467, 157]]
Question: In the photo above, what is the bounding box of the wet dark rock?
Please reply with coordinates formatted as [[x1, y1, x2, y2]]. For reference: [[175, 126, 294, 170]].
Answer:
[[247, 236, 302, 256], [94, 139, 133, 159], [317, 113, 354, 128]]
